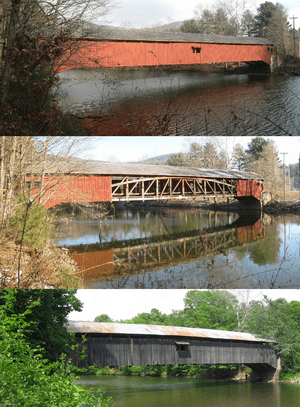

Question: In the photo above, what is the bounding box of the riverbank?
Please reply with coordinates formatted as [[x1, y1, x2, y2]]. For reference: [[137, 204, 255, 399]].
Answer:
[[79, 364, 248, 381]]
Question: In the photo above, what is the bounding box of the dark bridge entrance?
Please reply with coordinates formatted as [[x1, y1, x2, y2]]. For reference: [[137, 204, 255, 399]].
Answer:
[[67, 322, 281, 381]]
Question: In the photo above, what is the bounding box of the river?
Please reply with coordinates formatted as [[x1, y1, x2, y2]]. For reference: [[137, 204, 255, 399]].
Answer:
[[78, 375, 300, 407], [55, 68, 300, 136], [52, 205, 300, 289]]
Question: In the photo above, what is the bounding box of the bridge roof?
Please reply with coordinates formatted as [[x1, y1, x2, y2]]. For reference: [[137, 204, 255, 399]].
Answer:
[[34, 161, 263, 180], [83, 26, 274, 46], [66, 322, 277, 343]]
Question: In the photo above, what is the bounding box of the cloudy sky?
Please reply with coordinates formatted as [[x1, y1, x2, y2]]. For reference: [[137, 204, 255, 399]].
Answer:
[[68, 289, 300, 321], [101, 0, 300, 30], [84, 136, 300, 166]]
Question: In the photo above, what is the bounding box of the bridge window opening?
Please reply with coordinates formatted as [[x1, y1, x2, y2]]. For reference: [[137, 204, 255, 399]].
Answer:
[[192, 47, 201, 54], [175, 341, 190, 351]]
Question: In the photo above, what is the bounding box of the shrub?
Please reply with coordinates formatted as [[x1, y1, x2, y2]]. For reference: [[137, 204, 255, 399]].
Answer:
[[0, 292, 114, 407]]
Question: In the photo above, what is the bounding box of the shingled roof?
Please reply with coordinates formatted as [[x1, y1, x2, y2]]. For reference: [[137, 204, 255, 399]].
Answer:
[[79, 26, 274, 46]]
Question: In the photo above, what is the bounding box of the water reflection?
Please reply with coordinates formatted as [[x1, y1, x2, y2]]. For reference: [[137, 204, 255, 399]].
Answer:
[[52, 206, 300, 288], [56, 69, 300, 136], [78, 375, 299, 407]]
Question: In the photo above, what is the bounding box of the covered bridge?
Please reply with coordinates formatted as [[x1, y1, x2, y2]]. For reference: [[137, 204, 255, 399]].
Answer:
[[56, 27, 275, 73], [67, 322, 281, 380], [26, 162, 264, 208]]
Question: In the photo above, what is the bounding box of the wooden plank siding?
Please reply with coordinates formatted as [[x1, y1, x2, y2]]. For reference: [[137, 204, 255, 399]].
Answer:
[[71, 335, 278, 370], [236, 179, 264, 201], [27, 175, 111, 208], [56, 40, 273, 74]]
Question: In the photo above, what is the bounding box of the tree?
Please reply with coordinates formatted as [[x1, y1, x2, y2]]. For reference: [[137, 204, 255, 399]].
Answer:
[[0, 291, 114, 407], [250, 140, 282, 193], [244, 296, 300, 373], [180, 19, 202, 33], [253, 1, 278, 37], [264, 6, 292, 55], [244, 136, 269, 162], [123, 308, 170, 325], [0, 289, 83, 361], [95, 314, 113, 322], [169, 290, 239, 331], [166, 153, 188, 167], [232, 143, 246, 170], [241, 10, 256, 36], [184, 6, 236, 35]]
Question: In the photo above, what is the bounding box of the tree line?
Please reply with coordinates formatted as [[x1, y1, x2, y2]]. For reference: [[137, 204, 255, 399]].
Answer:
[[165, 136, 295, 196], [180, 1, 294, 57], [95, 290, 300, 377]]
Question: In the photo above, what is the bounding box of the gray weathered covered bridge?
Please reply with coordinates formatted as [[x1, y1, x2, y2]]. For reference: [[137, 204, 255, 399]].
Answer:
[[67, 322, 281, 381]]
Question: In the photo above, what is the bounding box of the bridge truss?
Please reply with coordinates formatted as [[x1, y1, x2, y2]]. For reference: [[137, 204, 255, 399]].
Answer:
[[111, 176, 237, 202]]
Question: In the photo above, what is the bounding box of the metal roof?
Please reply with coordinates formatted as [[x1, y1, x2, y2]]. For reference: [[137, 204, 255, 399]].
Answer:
[[66, 322, 276, 343], [28, 161, 263, 180], [81, 26, 274, 46]]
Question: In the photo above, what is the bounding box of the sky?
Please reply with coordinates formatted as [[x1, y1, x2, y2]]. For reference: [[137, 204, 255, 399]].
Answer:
[[67, 289, 300, 321], [83, 136, 300, 166], [100, 0, 300, 30]]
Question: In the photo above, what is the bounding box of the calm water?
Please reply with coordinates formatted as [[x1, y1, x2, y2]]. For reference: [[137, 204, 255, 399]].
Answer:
[[78, 375, 300, 407], [52, 206, 300, 289], [55, 69, 300, 136]]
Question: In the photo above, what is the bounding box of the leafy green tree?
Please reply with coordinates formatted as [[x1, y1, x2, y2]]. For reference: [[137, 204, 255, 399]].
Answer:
[[244, 297, 300, 373], [95, 314, 113, 322], [169, 290, 239, 331], [0, 291, 114, 407], [241, 10, 256, 36], [123, 308, 170, 325], [0, 289, 82, 361]]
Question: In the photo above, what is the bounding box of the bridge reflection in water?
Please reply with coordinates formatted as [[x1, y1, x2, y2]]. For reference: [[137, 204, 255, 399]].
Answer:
[[69, 216, 264, 287]]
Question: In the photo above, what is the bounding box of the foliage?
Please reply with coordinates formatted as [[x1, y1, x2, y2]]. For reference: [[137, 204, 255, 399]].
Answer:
[[183, 7, 236, 35], [0, 289, 82, 362], [0, 291, 114, 407], [168, 290, 239, 331], [94, 314, 113, 323], [8, 197, 52, 249], [253, 1, 279, 37], [244, 296, 300, 373], [123, 308, 170, 325], [245, 136, 270, 162]]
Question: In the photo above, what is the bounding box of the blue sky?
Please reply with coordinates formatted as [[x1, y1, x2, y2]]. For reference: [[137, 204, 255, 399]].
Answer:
[[102, 0, 300, 30], [83, 136, 300, 166], [68, 289, 300, 321]]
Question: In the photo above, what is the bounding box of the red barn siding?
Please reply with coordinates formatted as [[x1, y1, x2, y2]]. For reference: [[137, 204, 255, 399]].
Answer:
[[27, 175, 111, 208], [56, 41, 273, 73], [236, 179, 263, 201]]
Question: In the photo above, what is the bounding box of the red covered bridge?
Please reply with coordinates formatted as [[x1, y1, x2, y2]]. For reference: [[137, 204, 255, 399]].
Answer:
[[56, 27, 275, 74], [27, 162, 264, 209]]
